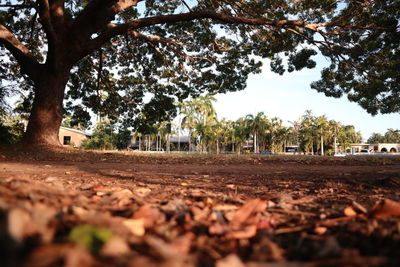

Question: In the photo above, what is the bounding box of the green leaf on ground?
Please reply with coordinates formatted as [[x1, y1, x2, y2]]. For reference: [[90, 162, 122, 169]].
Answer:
[[69, 225, 113, 254]]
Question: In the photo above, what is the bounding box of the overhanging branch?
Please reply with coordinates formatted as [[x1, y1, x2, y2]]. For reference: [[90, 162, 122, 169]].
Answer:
[[0, 24, 41, 81]]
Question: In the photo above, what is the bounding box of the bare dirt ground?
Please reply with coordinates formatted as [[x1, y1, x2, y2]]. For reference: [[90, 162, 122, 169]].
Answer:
[[0, 147, 400, 267]]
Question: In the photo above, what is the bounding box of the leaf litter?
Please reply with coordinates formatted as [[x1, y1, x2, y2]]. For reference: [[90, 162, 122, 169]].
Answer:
[[0, 149, 400, 266]]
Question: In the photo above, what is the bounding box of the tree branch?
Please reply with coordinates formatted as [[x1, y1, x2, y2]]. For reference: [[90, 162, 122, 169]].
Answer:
[[85, 10, 318, 54], [0, 4, 32, 9], [37, 0, 57, 45], [0, 24, 41, 80], [88, 6, 394, 54], [69, 0, 143, 45]]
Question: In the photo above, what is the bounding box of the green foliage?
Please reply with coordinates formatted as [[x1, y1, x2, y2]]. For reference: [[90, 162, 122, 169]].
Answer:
[[69, 225, 112, 254], [115, 126, 132, 150], [311, 0, 400, 115], [0, 123, 23, 144], [177, 96, 365, 154], [367, 129, 400, 144], [0, 112, 25, 144], [80, 120, 132, 150], [81, 121, 117, 150]]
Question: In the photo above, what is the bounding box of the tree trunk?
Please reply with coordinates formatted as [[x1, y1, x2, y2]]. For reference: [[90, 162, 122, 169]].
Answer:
[[22, 71, 69, 146], [253, 132, 257, 153], [320, 135, 324, 156]]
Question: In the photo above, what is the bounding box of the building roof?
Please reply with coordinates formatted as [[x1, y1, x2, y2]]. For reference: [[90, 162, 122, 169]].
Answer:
[[60, 126, 92, 137], [169, 136, 190, 143]]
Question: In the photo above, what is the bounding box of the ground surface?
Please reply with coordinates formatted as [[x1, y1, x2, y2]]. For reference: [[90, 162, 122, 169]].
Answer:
[[0, 147, 400, 266]]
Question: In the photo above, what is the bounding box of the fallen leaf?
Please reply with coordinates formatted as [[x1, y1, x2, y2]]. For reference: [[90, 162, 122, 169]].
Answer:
[[226, 184, 236, 189], [344, 206, 357, 217], [133, 204, 164, 228], [216, 254, 245, 267], [69, 225, 113, 254], [122, 219, 145, 236], [231, 199, 266, 227], [209, 222, 230, 235], [26, 244, 93, 267], [228, 225, 257, 239], [8, 208, 32, 242], [110, 189, 133, 200], [370, 199, 400, 219], [213, 204, 238, 211], [135, 187, 151, 197], [169, 232, 195, 254], [100, 236, 131, 257], [145, 236, 186, 260], [314, 226, 328, 235]]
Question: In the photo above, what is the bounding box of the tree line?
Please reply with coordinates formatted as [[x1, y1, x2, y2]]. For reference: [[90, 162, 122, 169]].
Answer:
[[3, 94, 399, 154], [71, 95, 363, 154]]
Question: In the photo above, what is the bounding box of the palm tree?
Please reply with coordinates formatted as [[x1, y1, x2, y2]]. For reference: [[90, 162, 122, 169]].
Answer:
[[328, 120, 341, 154], [299, 110, 316, 154], [338, 125, 362, 152], [180, 101, 197, 151], [234, 117, 249, 153], [315, 115, 329, 156], [245, 112, 268, 153], [180, 94, 217, 152], [384, 128, 400, 143]]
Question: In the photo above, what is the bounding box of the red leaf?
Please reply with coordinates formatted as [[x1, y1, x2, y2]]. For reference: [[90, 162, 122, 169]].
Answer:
[[370, 199, 400, 219]]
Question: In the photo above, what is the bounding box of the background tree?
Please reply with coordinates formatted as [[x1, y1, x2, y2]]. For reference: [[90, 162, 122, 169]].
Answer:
[[81, 120, 117, 150], [367, 129, 400, 144], [0, 112, 25, 144], [1, 1, 399, 146], [337, 125, 362, 152], [299, 110, 316, 154]]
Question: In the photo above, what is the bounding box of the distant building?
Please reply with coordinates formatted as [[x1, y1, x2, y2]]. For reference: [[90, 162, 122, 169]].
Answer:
[[59, 127, 92, 147], [350, 143, 400, 153]]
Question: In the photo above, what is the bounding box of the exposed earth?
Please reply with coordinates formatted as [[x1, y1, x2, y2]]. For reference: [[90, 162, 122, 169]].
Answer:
[[0, 147, 400, 266]]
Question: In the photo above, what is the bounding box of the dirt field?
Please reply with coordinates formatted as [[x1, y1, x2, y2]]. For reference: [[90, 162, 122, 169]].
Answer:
[[0, 147, 400, 266]]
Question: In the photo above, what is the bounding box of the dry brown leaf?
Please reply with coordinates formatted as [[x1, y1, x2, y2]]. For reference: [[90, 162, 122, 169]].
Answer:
[[169, 232, 195, 255], [8, 208, 32, 242], [227, 225, 257, 239], [25, 244, 93, 267], [209, 222, 230, 235], [231, 199, 266, 227], [110, 189, 133, 200], [216, 254, 245, 267], [133, 204, 164, 228], [145, 236, 187, 260], [135, 187, 152, 197], [314, 226, 328, 235], [213, 204, 238, 211], [370, 198, 400, 219], [344, 206, 357, 217], [122, 219, 145, 236], [100, 236, 131, 257]]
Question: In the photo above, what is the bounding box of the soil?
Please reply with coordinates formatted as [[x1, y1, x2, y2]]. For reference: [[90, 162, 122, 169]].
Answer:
[[0, 146, 400, 266]]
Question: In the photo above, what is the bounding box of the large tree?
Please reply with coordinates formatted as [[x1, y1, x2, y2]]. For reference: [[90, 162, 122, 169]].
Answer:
[[0, 0, 399, 146]]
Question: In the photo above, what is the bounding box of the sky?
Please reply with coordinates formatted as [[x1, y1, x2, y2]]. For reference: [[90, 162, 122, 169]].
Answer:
[[213, 58, 400, 141]]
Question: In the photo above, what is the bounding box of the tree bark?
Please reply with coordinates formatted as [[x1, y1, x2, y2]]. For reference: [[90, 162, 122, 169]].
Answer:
[[22, 71, 69, 146]]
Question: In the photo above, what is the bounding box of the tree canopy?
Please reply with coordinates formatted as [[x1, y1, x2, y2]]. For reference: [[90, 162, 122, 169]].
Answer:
[[0, 0, 399, 146]]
